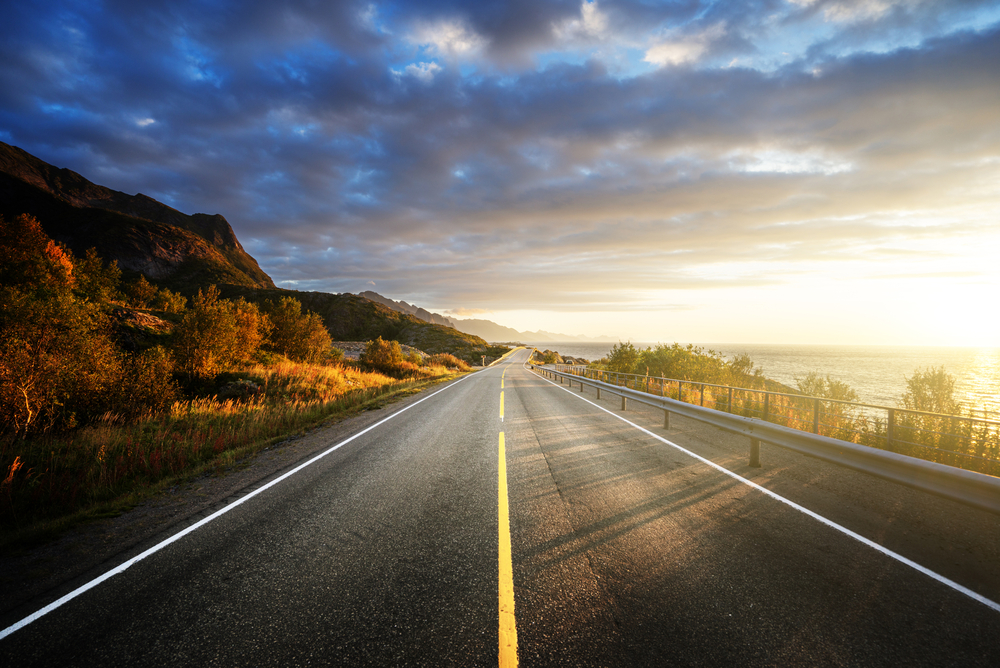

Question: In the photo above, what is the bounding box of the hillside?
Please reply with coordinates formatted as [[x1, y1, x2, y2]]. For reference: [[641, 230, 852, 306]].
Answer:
[[0, 142, 273, 291], [222, 287, 507, 363]]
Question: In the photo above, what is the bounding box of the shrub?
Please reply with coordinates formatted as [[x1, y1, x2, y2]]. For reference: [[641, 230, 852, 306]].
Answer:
[[360, 337, 404, 375], [428, 353, 471, 371]]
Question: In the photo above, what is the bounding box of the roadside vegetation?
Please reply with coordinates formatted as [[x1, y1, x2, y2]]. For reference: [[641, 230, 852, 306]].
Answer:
[[543, 340, 1000, 476], [0, 214, 472, 546]]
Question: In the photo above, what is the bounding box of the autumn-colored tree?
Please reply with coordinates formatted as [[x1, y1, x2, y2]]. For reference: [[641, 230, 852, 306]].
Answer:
[[262, 296, 333, 364], [0, 215, 123, 432], [74, 247, 123, 304], [171, 286, 271, 378], [152, 287, 187, 313], [0, 214, 74, 294], [126, 275, 158, 309], [360, 336, 404, 375]]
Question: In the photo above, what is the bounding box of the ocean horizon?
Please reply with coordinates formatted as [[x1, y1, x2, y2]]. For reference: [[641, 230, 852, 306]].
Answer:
[[522, 341, 1000, 417]]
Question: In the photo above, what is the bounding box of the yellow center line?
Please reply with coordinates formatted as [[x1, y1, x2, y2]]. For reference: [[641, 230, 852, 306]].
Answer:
[[500, 390, 505, 422], [498, 431, 518, 667]]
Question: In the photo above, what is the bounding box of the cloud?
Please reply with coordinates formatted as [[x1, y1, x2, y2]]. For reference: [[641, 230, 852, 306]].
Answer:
[[553, 1, 610, 43], [409, 18, 488, 59], [393, 61, 442, 83], [644, 23, 727, 67]]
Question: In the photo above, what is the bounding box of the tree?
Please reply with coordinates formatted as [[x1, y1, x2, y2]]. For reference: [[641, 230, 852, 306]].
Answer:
[[171, 287, 271, 378], [902, 366, 960, 415], [606, 341, 641, 373], [126, 275, 158, 309], [74, 247, 123, 304], [0, 214, 180, 433], [262, 296, 332, 363], [796, 372, 859, 403]]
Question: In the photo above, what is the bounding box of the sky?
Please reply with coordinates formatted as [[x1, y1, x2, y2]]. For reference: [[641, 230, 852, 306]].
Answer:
[[2, 0, 999, 346]]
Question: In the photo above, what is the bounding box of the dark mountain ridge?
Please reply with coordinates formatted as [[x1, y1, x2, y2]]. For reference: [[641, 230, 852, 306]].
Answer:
[[0, 141, 272, 290], [358, 291, 456, 329]]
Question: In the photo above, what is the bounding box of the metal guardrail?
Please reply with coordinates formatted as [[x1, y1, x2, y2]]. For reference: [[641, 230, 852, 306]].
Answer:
[[532, 365, 1000, 515], [549, 365, 1000, 478]]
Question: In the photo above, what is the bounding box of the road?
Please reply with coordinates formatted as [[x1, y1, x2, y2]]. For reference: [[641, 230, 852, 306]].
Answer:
[[2, 347, 999, 666]]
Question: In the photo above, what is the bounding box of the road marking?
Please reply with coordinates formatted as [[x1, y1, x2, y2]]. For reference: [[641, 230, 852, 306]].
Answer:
[[531, 366, 1000, 615], [0, 373, 476, 641], [498, 431, 519, 667], [500, 390, 505, 422]]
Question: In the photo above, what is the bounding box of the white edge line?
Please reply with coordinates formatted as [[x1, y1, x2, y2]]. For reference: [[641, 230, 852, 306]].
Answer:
[[0, 373, 475, 641], [528, 364, 1000, 614]]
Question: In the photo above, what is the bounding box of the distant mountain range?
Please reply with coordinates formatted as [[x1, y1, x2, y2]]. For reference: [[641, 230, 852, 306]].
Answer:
[[358, 291, 457, 329], [355, 291, 614, 343], [448, 318, 616, 343]]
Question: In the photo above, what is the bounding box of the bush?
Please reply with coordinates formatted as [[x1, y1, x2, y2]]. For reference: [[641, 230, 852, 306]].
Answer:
[[361, 336, 404, 375], [428, 353, 471, 371]]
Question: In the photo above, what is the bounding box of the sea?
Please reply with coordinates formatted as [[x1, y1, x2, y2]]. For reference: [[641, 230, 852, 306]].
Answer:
[[524, 342, 1000, 418]]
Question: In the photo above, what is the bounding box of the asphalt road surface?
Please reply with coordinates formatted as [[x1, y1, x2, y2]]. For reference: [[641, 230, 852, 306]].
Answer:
[[2, 348, 999, 666]]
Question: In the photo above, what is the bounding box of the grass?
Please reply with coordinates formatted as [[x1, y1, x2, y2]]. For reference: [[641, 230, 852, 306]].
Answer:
[[0, 360, 467, 551]]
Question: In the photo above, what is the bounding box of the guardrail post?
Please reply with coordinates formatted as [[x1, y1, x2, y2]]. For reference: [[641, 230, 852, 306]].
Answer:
[[728, 387, 733, 413], [664, 410, 670, 429], [700, 384, 705, 406], [813, 398, 821, 434], [749, 438, 761, 467], [621, 395, 627, 411], [596, 387, 601, 399], [887, 408, 895, 451], [580, 380, 584, 392], [763, 393, 770, 422], [678, 381, 684, 404]]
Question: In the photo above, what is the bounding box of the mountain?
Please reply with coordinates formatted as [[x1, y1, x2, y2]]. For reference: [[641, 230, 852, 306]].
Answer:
[[0, 142, 273, 291], [358, 291, 456, 328], [0, 142, 507, 363]]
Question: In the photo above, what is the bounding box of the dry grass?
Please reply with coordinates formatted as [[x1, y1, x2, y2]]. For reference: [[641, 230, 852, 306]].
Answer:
[[1, 361, 464, 547]]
